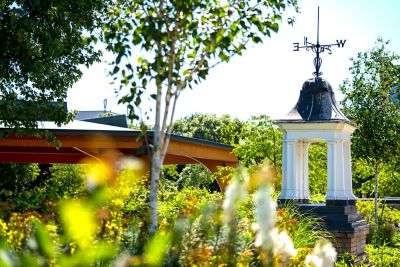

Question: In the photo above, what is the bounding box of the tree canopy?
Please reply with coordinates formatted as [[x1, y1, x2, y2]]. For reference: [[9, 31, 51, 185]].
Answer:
[[173, 113, 243, 144], [340, 38, 400, 224], [103, 0, 299, 234], [340, 39, 400, 167], [0, 0, 106, 135]]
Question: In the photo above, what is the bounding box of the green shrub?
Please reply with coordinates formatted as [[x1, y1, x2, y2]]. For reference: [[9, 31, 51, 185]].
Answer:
[[0, 164, 87, 215], [43, 164, 86, 200], [335, 252, 355, 267], [0, 163, 40, 213], [309, 193, 326, 204], [357, 200, 400, 225], [392, 230, 400, 248], [367, 244, 400, 267], [367, 223, 397, 246]]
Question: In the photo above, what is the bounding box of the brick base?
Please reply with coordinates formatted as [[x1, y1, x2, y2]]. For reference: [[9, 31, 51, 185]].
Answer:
[[297, 203, 370, 265]]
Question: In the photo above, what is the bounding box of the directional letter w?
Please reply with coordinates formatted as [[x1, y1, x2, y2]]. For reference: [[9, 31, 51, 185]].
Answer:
[[336, 39, 346, 48]]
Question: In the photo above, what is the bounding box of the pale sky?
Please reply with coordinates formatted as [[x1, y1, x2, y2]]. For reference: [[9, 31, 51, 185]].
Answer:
[[67, 0, 400, 122]]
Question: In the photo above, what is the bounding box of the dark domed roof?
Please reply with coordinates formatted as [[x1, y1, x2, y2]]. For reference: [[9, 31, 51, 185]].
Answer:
[[279, 77, 350, 123]]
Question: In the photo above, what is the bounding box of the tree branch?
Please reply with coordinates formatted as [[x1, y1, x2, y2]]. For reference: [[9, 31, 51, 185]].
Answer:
[[160, 21, 179, 148]]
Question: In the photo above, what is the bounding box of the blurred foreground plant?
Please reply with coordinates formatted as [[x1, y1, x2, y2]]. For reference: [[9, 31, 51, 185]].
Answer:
[[0, 159, 335, 266]]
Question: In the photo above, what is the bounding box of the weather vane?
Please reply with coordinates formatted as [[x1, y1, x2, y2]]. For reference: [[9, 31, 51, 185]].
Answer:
[[293, 6, 346, 77]]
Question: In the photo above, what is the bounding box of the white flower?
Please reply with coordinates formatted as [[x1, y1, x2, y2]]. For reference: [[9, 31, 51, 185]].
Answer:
[[274, 230, 297, 258], [253, 185, 297, 259], [222, 169, 248, 224], [253, 185, 277, 251], [305, 241, 337, 267]]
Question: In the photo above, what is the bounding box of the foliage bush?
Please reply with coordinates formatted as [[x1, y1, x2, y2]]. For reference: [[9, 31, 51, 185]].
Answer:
[[0, 164, 40, 213], [357, 200, 400, 250], [367, 223, 397, 247], [366, 244, 400, 267], [43, 164, 87, 200], [309, 193, 326, 204], [0, 164, 87, 215], [357, 200, 400, 225]]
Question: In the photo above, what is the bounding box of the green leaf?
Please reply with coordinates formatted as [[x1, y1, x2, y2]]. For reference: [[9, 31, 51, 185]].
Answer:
[[252, 36, 263, 44], [218, 52, 230, 62], [135, 97, 141, 106], [144, 233, 171, 266], [112, 66, 120, 74], [34, 223, 55, 258]]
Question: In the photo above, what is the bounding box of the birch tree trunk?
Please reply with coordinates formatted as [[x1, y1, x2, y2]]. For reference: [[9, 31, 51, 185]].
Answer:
[[374, 163, 380, 226], [148, 149, 162, 235]]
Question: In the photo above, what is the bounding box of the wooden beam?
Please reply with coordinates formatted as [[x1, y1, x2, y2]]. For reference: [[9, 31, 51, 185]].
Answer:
[[0, 134, 143, 149], [166, 140, 236, 162]]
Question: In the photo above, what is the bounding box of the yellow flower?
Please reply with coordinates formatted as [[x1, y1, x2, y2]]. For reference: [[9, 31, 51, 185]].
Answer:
[[111, 198, 124, 209], [45, 224, 57, 234], [60, 200, 97, 249], [0, 219, 7, 235], [81, 158, 112, 190]]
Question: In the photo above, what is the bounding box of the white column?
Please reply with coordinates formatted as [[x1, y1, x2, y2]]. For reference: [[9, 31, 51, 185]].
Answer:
[[327, 140, 354, 200], [326, 140, 337, 200], [282, 141, 297, 199], [280, 138, 289, 199], [296, 140, 304, 198], [302, 142, 310, 201], [343, 141, 356, 200], [336, 140, 346, 199], [279, 140, 297, 199], [279, 139, 309, 202]]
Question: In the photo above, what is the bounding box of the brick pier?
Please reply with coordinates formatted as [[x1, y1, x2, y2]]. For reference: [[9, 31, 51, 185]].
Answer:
[[299, 204, 370, 265]]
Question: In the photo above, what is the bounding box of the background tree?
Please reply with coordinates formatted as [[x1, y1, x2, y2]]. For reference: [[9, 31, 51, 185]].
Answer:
[[173, 113, 243, 144], [352, 159, 400, 198], [234, 115, 281, 172], [308, 142, 327, 196], [104, 0, 299, 234], [0, 0, 106, 136], [172, 113, 243, 192], [172, 114, 284, 191], [340, 38, 400, 225], [0, 163, 86, 213]]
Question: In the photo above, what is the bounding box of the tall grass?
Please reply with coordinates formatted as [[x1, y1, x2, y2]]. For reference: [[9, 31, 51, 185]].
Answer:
[[277, 202, 332, 248]]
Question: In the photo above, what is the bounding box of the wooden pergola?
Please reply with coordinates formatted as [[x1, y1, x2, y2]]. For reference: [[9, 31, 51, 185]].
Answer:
[[0, 121, 237, 190]]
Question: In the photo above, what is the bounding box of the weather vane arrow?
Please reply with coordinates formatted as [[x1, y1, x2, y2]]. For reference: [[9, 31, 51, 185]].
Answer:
[[293, 6, 346, 77]]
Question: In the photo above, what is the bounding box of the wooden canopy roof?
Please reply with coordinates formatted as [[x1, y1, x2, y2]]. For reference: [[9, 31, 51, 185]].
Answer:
[[0, 121, 237, 190]]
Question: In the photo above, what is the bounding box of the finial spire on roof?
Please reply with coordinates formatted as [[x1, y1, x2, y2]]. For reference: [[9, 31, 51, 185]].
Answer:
[[103, 98, 108, 112], [292, 6, 347, 77]]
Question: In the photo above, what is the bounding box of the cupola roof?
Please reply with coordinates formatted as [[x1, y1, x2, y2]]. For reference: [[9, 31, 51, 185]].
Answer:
[[279, 77, 351, 123]]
